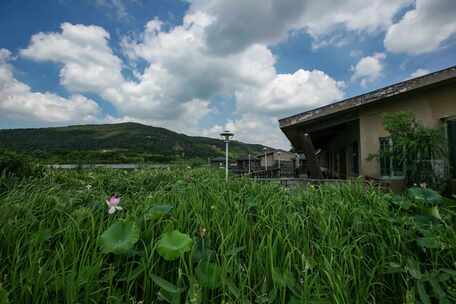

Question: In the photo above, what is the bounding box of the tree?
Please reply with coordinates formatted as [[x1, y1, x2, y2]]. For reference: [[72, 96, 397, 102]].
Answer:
[[380, 112, 448, 190]]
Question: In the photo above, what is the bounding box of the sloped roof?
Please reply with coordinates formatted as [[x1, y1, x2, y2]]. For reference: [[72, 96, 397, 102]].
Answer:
[[211, 156, 226, 162], [279, 65, 456, 129]]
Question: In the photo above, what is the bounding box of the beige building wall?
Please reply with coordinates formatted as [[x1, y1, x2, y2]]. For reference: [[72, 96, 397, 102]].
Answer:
[[359, 85, 456, 178], [260, 151, 295, 167]]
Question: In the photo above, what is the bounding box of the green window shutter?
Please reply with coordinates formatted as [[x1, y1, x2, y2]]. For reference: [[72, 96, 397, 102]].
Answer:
[[448, 120, 456, 178]]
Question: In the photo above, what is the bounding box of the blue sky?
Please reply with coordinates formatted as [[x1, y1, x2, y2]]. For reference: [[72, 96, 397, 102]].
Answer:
[[0, 0, 455, 148]]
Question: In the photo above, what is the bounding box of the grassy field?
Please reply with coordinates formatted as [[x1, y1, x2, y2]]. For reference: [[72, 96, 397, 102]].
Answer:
[[0, 168, 455, 303]]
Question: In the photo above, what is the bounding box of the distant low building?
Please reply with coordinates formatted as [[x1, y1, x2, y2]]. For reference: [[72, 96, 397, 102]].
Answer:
[[210, 156, 226, 168], [258, 150, 295, 168], [256, 150, 296, 177], [236, 154, 260, 172]]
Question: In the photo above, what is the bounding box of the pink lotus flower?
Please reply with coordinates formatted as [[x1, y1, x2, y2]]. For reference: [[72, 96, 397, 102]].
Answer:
[[106, 194, 122, 214]]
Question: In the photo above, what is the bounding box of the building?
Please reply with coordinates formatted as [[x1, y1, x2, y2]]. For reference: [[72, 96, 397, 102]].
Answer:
[[279, 66, 456, 190], [210, 156, 227, 168], [235, 154, 260, 173], [256, 150, 296, 177], [258, 150, 295, 168]]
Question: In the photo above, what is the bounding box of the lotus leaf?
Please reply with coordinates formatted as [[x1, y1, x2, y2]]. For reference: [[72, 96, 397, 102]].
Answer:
[[417, 237, 443, 249], [147, 204, 173, 221], [157, 230, 193, 261], [99, 221, 139, 255], [407, 187, 442, 206]]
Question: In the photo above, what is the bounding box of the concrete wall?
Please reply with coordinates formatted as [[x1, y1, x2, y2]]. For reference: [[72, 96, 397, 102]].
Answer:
[[259, 151, 295, 168], [359, 84, 456, 178]]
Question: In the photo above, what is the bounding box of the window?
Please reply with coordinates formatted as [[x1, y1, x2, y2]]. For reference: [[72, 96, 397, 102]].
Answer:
[[352, 141, 359, 175], [448, 120, 456, 178], [379, 137, 404, 178]]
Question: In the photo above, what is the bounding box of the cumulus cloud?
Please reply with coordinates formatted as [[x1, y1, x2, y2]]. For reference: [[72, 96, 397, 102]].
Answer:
[[410, 68, 430, 78], [17, 10, 347, 148], [188, 0, 410, 54], [236, 69, 344, 117], [351, 53, 386, 86], [126, 15, 340, 146], [122, 12, 344, 146], [20, 23, 124, 93], [0, 49, 101, 125], [20, 22, 213, 132], [202, 113, 288, 148], [0, 49, 11, 62], [385, 0, 456, 54]]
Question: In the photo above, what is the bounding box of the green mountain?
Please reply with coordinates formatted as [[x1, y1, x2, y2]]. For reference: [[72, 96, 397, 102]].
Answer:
[[0, 122, 269, 163]]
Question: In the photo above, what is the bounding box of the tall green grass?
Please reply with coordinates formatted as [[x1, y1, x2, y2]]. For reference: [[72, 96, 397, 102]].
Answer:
[[0, 168, 455, 303]]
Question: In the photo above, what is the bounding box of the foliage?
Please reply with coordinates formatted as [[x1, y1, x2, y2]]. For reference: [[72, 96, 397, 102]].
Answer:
[[0, 285, 9, 304], [157, 230, 193, 261], [98, 221, 139, 254], [195, 261, 222, 289], [0, 122, 267, 164], [384, 185, 456, 303], [382, 112, 448, 189], [0, 168, 455, 303], [0, 150, 42, 180]]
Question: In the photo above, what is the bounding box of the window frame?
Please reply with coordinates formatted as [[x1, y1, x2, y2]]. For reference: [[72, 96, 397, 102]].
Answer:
[[379, 137, 405, 180], [352, 141, 359, 175], [447, 118, 456, 179]]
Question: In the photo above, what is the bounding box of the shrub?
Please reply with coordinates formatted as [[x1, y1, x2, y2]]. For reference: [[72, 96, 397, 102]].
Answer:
[[0, 150, 42, 178]]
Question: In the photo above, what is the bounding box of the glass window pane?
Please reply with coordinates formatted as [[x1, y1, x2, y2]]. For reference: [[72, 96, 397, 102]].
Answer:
[[392, 143, 404, 176], [379, 137, 391, 176], [352, 141, 359, 175], [448, 120, 456, 178]]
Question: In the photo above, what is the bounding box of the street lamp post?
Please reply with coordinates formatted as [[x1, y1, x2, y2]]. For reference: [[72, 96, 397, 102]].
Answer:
[[248, 153, 251, 174], [278, 151, 281, 177], [220, 130, 234, 182], [263, 147, 268, 172]]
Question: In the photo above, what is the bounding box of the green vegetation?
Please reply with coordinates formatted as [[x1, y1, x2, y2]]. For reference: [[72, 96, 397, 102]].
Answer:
[[0, 168, 455, 303], [0, 122, 267, 164], [0, 150, 41, 178], [378, 112, 448, 190]]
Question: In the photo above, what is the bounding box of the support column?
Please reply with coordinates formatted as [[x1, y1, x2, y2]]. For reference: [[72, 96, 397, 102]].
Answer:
[[298, 133, 323, 179]]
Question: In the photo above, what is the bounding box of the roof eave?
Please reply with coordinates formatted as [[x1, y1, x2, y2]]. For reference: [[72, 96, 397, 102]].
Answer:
[[279, 65, 456, 130]]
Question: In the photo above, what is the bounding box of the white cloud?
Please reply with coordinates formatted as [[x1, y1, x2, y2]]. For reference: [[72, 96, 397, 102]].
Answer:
[[94, 0, 138, 20], [202, 113, 289, 148], [17, 10, 346, 148], [20, 23, 124, 93], [410, 68, 430, 78], [0, 49, 11, 62], [351, 53, 386, 86], [188, 0, 411, 54], [102, 99, 211, 134], [236, 69, 344, 117], [0, 49, 101, 125], [20, 22, 213, 132], [385, 0, 456, 54], [121, 13, 344, 148], [8, 0, 456, 149]]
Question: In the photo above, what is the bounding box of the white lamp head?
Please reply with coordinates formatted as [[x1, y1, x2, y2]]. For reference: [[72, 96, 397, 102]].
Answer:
[[220, 130, 234, 141]]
